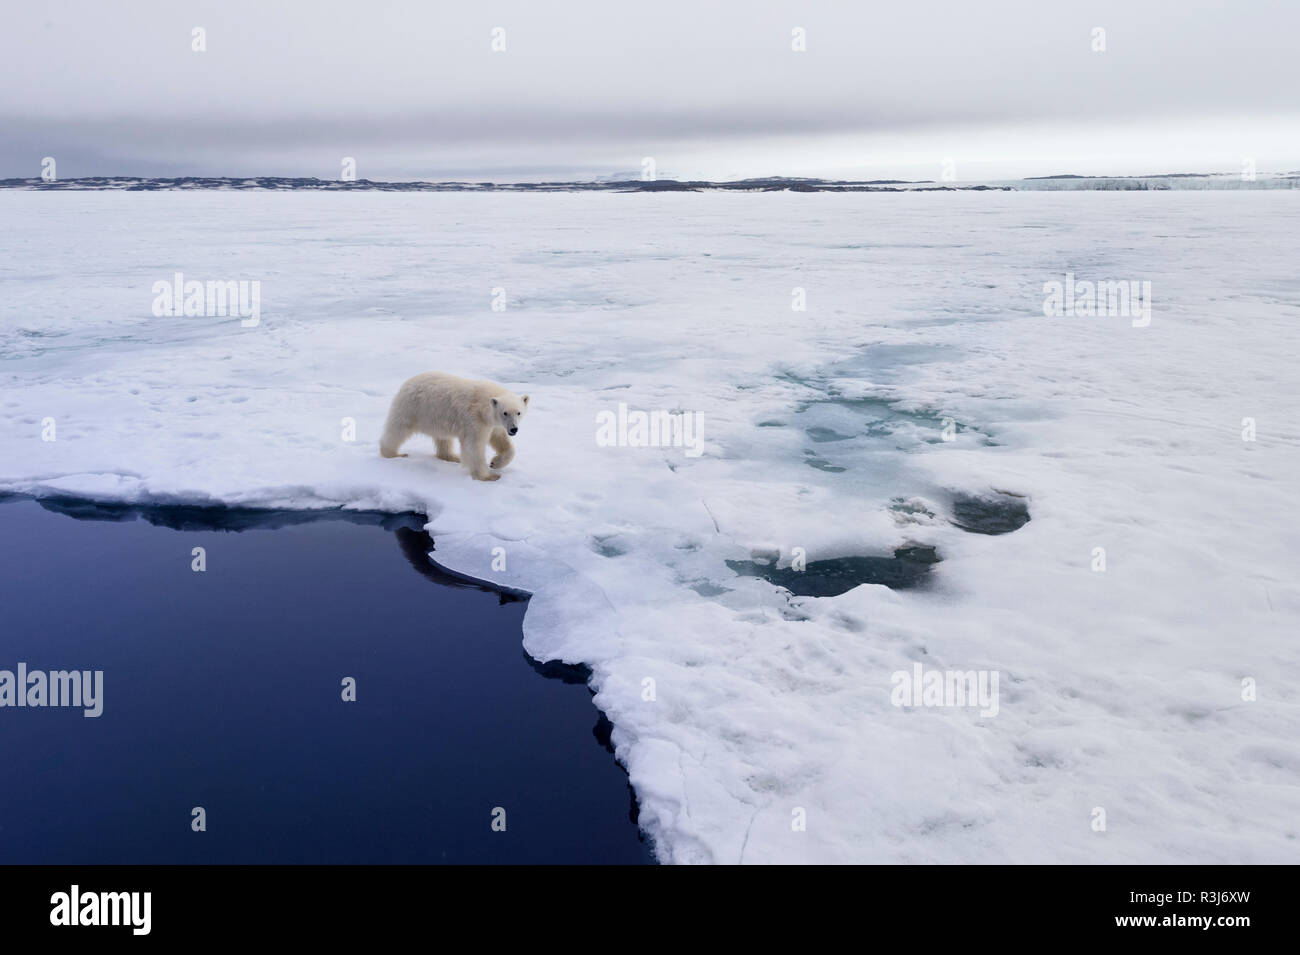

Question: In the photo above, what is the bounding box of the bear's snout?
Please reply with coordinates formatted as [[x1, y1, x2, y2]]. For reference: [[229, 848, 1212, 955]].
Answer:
[[508, 427, 518, 436]]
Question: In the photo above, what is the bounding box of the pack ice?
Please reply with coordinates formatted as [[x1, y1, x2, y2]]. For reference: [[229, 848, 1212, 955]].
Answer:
[[2, 190, 1297, 863]]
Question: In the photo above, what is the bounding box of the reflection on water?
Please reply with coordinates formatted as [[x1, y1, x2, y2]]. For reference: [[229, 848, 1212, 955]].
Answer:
[[950, 491, 1031, 535], [727, 545, 940, 596], [0, 494, 649, 864]]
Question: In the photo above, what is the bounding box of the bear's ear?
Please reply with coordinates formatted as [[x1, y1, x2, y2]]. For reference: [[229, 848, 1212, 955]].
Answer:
[[520, 395, 529, 406], [490, 396, 499, 408]]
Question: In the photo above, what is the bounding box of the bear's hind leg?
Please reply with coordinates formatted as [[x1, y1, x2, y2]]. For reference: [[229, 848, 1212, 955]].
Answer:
[[379, 420, 412, 458], [489, 429, 514, 470], [435, 437, 461, 463]]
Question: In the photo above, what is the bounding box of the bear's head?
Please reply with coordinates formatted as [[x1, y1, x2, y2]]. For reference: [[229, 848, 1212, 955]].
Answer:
[[490, 392, 529, 436]]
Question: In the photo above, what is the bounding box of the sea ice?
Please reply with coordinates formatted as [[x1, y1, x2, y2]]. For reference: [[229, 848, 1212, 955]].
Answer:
[[2, 190, 1297, 863]]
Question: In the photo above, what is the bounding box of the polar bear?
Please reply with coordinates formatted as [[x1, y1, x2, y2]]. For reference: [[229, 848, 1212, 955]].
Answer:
[[379, 372, 529, 481]]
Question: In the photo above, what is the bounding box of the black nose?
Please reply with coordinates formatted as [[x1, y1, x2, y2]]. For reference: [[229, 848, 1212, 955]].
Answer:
[[508, 427, 518, 436]]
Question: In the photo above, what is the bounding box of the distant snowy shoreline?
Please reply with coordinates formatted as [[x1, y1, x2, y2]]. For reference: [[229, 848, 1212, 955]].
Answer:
[[3, 173, 1297, 192]]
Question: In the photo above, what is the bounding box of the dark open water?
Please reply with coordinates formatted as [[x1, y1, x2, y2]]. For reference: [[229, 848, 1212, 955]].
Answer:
[[0, 496, 651, 864]]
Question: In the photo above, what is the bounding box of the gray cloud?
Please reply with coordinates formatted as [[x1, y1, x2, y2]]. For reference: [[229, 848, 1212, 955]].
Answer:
[[3, 0, 1297, 179]]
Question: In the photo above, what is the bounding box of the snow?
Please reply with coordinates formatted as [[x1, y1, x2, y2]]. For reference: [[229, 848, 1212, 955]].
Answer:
[[3, 190, 1298, 863]]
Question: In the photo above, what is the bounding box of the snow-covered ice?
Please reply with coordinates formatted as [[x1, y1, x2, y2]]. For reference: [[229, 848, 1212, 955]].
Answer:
[[2, 190, 1298, 863]]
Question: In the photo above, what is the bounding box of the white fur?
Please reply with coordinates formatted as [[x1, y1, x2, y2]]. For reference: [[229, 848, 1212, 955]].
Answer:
[[380, 372, 529, 481]]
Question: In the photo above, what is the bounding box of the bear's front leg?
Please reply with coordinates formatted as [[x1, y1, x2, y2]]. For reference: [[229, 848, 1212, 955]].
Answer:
[[489, 429, 515, 470], [464, 436, 500, 481]]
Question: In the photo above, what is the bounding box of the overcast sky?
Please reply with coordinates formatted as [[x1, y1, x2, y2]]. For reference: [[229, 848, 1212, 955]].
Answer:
[[3, 0, 1298, 181]]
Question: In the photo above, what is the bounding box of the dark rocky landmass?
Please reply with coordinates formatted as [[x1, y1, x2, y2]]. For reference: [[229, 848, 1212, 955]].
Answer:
[[5, 172, 1289, 192], [0, 175, 1007, 193]]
